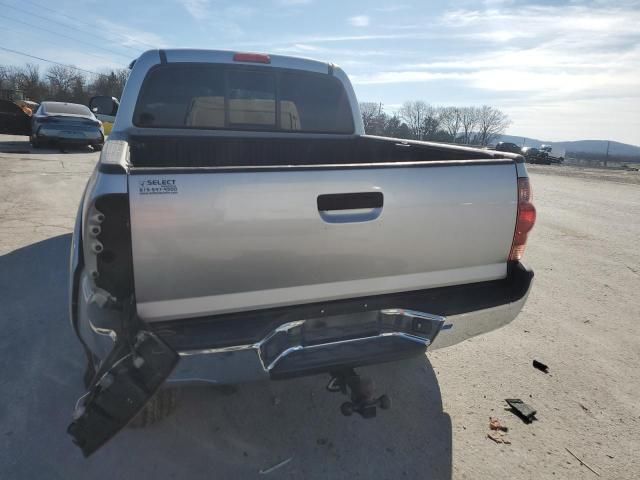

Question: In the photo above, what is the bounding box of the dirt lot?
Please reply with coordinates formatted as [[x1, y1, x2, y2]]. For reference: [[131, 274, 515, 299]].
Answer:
[[1, 135, 639, 479]]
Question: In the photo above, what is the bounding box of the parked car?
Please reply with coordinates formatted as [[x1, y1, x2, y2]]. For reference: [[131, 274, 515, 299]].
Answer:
[[0, 99, 31, 135], [30, 101, 104, 150], [67, 49, 536, 456], [495, 141, 522, 154], [521, 146, 551, 164]]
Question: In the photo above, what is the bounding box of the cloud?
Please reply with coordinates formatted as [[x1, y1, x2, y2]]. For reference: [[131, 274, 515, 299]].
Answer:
[[180, 0, 209, 19], [176, 0, 248, 37], [348, 15, 370, 27], [96, 19, 166, 50]]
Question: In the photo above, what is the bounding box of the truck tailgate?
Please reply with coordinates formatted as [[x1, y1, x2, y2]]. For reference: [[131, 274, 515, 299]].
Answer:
[[128, 163, 517, 321]]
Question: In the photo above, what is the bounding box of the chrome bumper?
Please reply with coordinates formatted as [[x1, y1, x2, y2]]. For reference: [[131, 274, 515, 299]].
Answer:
[[77, 264, 533, 386], [173, 309, 445, 384]]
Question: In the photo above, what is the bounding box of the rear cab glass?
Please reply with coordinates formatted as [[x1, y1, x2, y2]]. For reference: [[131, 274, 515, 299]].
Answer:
[[132, 64, 354, 134]]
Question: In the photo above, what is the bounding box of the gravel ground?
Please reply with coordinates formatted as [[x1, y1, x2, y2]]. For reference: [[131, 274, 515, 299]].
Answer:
[[1, 135, 639, 479]]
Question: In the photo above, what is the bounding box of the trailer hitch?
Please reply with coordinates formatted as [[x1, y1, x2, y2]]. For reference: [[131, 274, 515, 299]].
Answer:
[[327, 368, 391, 418]]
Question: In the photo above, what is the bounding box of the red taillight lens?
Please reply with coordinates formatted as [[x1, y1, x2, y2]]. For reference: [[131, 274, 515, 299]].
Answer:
[[233, 52, 271, 64], [509, 177, 536, 261]]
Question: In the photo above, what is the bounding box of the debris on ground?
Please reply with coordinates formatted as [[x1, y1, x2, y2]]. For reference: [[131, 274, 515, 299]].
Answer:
[[505, 398, 537, 423], [487, 431, 511, 445], [532, 360, 549, 373], [487, 417, 510, 444], [489, 417, 508, 432], [565, 448, 601, 476], [579, 403, 590, 412], [259, 457, 293, 475]]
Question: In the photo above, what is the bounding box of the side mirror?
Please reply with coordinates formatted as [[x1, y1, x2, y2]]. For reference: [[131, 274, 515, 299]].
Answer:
[[89, 96, 119, 116]]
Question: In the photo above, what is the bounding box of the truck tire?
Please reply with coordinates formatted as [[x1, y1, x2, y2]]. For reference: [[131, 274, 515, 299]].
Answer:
[[128, 388, 180, 428]]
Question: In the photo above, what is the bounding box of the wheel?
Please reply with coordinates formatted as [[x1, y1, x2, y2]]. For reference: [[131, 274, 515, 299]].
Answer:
[[93, 144, 103, 152], [30, 137, 42, 149], [128, 388, 180, 428], [379, 394, 392, 410], [340, 402, 354, 416]]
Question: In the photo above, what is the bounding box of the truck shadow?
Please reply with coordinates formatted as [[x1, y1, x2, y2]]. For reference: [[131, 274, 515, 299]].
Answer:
[[0, 137, 96, 154], [0, 234, 452, 480]]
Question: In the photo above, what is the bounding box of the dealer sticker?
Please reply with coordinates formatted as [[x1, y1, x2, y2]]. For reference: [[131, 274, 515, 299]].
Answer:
[[138, 178, 178, 195]]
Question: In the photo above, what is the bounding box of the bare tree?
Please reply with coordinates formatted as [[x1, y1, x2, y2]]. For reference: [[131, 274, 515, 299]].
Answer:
[[439, 106, 462, 142], [89, 69, 129, 99], [18, 64, 47, 100], [421, 105, 441, 140], [46, 65, 82, 100], [460, 106, 479, 145], [475, 105, 511, 146], [1, 61, 130, 104], [399, 100, 430, 140], [359, 102, 385, 135]]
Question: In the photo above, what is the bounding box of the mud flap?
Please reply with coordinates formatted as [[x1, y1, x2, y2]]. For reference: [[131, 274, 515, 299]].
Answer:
[[67, 329, 179, 457]]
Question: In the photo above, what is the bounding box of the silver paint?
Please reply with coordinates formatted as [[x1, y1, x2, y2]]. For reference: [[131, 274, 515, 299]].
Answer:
[[128, 163, 517, 321]]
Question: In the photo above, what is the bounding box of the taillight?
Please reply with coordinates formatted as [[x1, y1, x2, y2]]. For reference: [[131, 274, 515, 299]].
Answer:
[[509, 177, 536, 261], [233, 52, 271, 64]]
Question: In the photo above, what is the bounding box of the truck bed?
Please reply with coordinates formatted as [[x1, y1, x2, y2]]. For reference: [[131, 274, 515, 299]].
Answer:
[[127, 134, 513, 169]]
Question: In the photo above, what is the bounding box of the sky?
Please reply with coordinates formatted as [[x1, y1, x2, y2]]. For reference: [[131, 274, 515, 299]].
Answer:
[[1, 0, 639, 145]]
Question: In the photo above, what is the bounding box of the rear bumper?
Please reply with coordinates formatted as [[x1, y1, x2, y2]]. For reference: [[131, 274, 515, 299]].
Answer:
[[36, 126, 103, 144], [78, 263, 533, 385]]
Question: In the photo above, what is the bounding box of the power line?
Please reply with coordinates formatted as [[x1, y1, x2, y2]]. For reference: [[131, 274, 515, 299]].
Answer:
[[0, 20, 129, 65], [0, 0, 144, 54], [23, 0, 158, 50], [0, 45, 112, 77], [0, 12, 133, 60]]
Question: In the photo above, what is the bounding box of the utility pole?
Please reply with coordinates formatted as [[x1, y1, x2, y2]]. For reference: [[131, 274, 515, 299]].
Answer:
[[605, 140, 610, 167]]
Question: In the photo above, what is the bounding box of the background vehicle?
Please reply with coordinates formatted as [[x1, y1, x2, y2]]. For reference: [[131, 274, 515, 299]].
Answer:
[[495, 141, 522, 154], [0, 99, 31, 135], [521, 146, 550, 164], [88, 96, 119, 135], [540, 144, 564, 164], [30, 101, 104, 150], [67, 49, 535, 456]]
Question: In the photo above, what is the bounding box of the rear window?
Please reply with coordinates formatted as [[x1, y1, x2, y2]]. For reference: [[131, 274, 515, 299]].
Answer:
[[133, 64, 354, 134], [44, 103, 91, 115]]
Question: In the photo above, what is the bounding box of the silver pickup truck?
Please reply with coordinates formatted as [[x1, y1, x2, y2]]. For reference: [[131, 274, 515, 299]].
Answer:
[[67, 49, 536, 456]]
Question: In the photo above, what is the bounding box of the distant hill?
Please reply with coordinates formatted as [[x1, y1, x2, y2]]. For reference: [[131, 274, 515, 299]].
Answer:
[[497, 135, 640, 158]]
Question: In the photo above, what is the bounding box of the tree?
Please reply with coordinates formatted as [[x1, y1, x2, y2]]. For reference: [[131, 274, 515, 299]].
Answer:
[[89, 69, 129, 99], [399, 100, 430, 140], [46, 65, 82, 100], [460, 106, 479, 145], [421, 105, 441, 140], [383, 114, 410, 138], [359, 102, 386, 135], [475, 105, 511, 146], [439, 106, 462, 142]]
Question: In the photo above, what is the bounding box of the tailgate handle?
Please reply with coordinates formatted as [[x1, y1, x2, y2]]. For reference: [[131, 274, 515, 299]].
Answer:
[[317, 192, 383, 211]]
